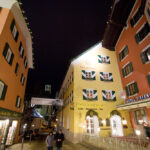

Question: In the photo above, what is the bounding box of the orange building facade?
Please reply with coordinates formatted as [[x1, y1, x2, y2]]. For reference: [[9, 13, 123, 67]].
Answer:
[[116, 0, 150, 137], [0, 0, 33, 146]]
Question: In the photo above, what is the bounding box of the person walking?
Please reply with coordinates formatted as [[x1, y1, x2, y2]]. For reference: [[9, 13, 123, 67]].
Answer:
[[55, 129, 64, 150], [46, 132, 54, 150]]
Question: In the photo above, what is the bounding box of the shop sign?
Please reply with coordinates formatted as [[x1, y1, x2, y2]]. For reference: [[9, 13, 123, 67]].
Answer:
[[126, 93, 150, 104], [0, 107, 22, 118]]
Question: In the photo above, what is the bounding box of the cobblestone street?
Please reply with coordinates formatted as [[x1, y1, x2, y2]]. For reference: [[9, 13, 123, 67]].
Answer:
[[6, 140, 102, 150]]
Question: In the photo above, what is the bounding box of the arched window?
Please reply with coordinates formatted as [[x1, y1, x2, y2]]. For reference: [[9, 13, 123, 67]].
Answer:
[[99, 118, 103, 126], [106, 118, 110, 126]]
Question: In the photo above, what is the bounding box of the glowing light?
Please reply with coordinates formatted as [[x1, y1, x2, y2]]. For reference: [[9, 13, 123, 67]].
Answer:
[[122, 119, 127, 125], [23, 124, 27, 129], [135, 130, 141, 136], [12, 121, 18, 127], [102, 120, 106, 124], [82, 125, 86, 129], [97, 128, 100, 132]]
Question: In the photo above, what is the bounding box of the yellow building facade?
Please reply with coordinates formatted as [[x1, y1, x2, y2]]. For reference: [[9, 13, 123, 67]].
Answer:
[[58, 43, 133, 143], [0, 0, 33, 146]]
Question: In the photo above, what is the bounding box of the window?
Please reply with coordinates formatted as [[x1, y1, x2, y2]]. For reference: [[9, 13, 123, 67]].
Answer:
[[19, 42, 24, 58], [130, 0, 146, 27], [106, 118, 110, 126], [119, 46, 129, 61], [122, 62, 133, 77], [100, 72, 113, 81], [86, 116, 94, 134], [147, 74, 150, 86], [98, 55, 110, 64], [70, 72, 73, 84], [102, 90, 116, 101], [0, 80, 7, 100], [24, 57, 28, 68], [15, 63, 19, 75], [99, 118, 103, 127], [10, 20, 19, 42], [16, 96, 21, 108], [70, 91, 73, 103], [82, 70, 96, 80], [134, 109, 148, 125], [126, 82, 139, 96], [135, 23, 150, 44], [3, 43, 14, 65], [140, 47, 150, 64], [20, 74, 25, 85], [67, 80, 69, 89], [83, 89, 97, 100]]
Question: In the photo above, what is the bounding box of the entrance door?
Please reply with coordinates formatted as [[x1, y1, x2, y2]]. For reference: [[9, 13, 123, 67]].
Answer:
[[110, 115, 123, 137]]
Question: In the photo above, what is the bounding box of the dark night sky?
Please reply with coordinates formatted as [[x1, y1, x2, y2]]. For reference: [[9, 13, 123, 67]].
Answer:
[[22, 0, 113, 98]]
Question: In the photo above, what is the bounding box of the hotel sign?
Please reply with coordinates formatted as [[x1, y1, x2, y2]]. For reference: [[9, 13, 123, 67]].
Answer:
[[0, 107, 22, 118]]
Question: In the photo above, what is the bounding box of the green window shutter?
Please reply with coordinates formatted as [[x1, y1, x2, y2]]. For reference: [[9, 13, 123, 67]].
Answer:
[[135, 34, 140, 44], [82, 70, 86, 79], [140, 52, 147, 64], [10, 20, 15, 31], [122, 68, 125, 77], [134, 82, 139, 93], [129, 62, 133, 72], [83, 89, 87, 100], [147, 75, 150, 86], [119, 53, 122, 61], [9, 53, 14, 65], [130, 18, 134, 27], [100, 72, 104, 81], [106, 56, 110, 64], [1, 84, 7, 100], [93, 90, 97, 100], [3, 43, 9, 57], [125, 86, 129, 96], [92, 71, 96, 80], [112, 91, 116, 101], [109, 73, 113, 81]]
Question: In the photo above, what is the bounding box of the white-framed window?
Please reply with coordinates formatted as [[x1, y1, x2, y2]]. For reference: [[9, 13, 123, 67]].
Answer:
[[100, 72, 113, 81], [98, 55, 110, 64], [126, 82, 139, 96], [119, 46, 129, 61], [140, 46, 150, 64], [83, 89, 97, 100], [0, 80, 7, 100], [82, 70, 96, 80], [102, 90, 116, 101], [122, 62, 133, 77], [86, 116, 94, 134], [20, 74, 25, 85], [10, 20, 19, 42], [16, 96, 21, 108], [3, 43, 14, 65], [19, 42, 24, 58]]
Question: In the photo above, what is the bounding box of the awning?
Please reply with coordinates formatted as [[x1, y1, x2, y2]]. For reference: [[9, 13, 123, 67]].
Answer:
[[116, 99, 150, 110]]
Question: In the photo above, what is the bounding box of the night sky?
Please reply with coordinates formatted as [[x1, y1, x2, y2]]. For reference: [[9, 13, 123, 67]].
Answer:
[[22, 0, 113, 98]]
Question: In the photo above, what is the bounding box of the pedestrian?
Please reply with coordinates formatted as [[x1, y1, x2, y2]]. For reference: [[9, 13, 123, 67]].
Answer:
[[46, 132, 54, 150], [55, 129, 64, 150]]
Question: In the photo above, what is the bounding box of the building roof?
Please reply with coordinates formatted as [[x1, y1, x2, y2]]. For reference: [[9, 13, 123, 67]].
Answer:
[[102, 0, 136, 51], [0, 0, 34, 68]]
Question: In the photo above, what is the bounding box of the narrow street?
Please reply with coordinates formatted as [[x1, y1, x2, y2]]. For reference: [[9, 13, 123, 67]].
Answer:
[[7, 140, 102, 150]]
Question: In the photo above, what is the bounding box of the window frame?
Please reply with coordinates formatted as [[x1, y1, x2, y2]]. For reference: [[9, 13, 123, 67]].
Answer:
[[16, 96, 21, 108], [0, 80, 7, 100], [119, 46, 129, 61], [10, 19, 19, 42]]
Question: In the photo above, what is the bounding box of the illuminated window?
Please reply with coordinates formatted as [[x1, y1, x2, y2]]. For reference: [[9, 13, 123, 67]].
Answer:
[[126, 82, 139, 96], [140, 47, 150, 64], [0, 80, 7, 100], [135, 22, 150, 44], [86, 116, 94, 134], [119, 46, 129, 61], [122, 62, 133, 77], [10, 20, 19, 42], [3, 43, 14, 65]]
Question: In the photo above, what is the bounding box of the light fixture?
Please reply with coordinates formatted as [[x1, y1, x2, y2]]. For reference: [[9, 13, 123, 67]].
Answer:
[[122, 119, 127, 125], [102, 120, 106, 124], [97, 128, 100, 132], [135, 130, 141, 136]]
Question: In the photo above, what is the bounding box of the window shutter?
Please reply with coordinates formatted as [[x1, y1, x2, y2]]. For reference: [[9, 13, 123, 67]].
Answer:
[[10, 20, 15, 31], [135, 34, 140, 44], [125, 86, 129, 96], [140, 52, 147, 64], [3, 43, 9, 57], [129, 62, 133, 72], [83, 89, 87, 100], [9, 53, 14, 65], [82, 70, 86, 79], [1, 84, 7, 100], [92, 71, 96, 80], [15, 31, 19, 42], [119, 53, 122, 61], [147, 75, 150, 86], [112, 91, 116, 100], [130, 18, 134, 27], [106, 56, 110, 64], [122, 68, 125, 77], [125, 46, 129, 55], [134, 82, 139, 93], [109, 73, 113, 81]]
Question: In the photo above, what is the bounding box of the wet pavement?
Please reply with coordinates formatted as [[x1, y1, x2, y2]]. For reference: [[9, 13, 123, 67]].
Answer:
[[6, 140, 102, 150]]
